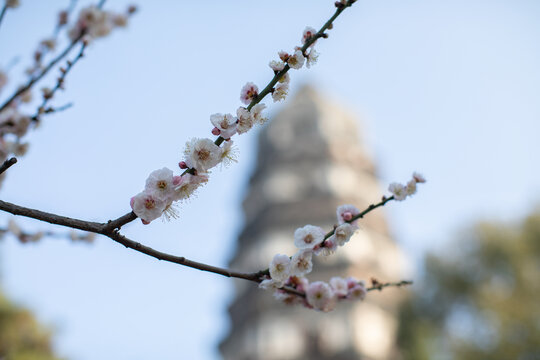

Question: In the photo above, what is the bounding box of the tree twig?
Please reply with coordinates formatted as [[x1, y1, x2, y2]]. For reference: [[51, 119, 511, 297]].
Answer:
[[33, 42, 87, 122], [0, 34, 84, 112], [0, 157, 17, 175], [0, 4, 8, 32]]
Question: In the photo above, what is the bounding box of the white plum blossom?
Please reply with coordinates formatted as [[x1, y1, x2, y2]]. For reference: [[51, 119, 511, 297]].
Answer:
[[347, 279, 367, 301], [287, 49, 305, 70], [130, 191, 167, 224], [239, 82, 258, 105], [273, 289, 302, 305], [259, 278, 281, 290], [302, 26, 317, 45], [184, 138, 222, 172], [278, 72, 290, 84], [172, 173, 208, 201], [294, 225, 325, 250], [278, 50, 289, 62], [145, 167, 175, 201], [388, 182, 407, 201], [305, 49, 319, 68], [272, 82, 289, 102], [336, 204, 360, 225], [251, 103, 267, 124], [219, 140, 238, 168], [306, 281, 336, 312], [269, 254, 291, 284], [314, 237, 337, 256], [405, 179, 417, 196], [69, 6, 111, 41], [236, 107, 254, 134], [334, 223, 356, 246], [330, 277, 348, 297], [269, 60, 285, 72], [210, 113, 237, 139], [290, 250, 313, 276]]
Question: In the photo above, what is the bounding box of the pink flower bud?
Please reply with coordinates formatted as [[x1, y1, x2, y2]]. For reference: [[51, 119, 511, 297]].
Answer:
[[178, 161, 188, 169], [211, 127, 221, 136], [343, 211, 353, 221]]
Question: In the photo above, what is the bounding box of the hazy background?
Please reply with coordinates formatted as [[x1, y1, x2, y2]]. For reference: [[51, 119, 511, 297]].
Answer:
[[0, 0, 539, 359]]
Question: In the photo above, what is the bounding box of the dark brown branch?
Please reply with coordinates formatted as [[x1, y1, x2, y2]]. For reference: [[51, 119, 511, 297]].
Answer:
[[0, 199, 263, 282], [0, 199, 104, 232], [107, 231, 262, 281], [103, 211, 137, 232], [0, 157, 17, 175]]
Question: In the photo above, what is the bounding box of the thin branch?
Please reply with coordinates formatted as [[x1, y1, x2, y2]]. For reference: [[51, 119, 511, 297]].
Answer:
[[0, 157, 17, 175], [0, 193, 399, 287], [0, 4, 8, 32], [281, 280, 413, 298], [0, 199, 104, 233], [257, 196, 396, 277], [107, 231, 263, 282], [0, 199, 263, 281], [367, 280, 413, 292], [0, 34, 84, 112], [212, 3, 350, 148], [33, 42, 87, 122]]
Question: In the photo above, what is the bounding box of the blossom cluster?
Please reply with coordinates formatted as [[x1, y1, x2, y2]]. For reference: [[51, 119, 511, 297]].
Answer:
[[259, 174, 425, 312], [388, 171, 426, 201], [68, 5, 135, 43], [258, 204, 362, 311], [0, 4, 135, 188], [132, 24, 326, 223]]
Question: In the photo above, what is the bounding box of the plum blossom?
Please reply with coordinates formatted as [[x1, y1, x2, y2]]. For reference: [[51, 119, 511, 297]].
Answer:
[[236, 107, 254, 134], [330, 277, 348, 297], [405, 179, 417, 196], [290, 250, 313, 276], [272, 82, 288, 102], [172, 173, 208, 201], [239, 82, 258, 105], [269, 60, 285, 72], [302, 26, 317, 45], [336, 204, 360, 225], [287, 50, 305, 70], [269, 254, 291, 284], [314, 236, 337, 256], [210, 113, 237, 139], [347, 279, 367, 301], [294, 225, 325, 250], [306, 281, 336, 312], [251, 103, 267, 125], [130, 191, 167, 224], [305, 49, 319, 68], [184, 138, 222, 172], [388, 182, 407, 201], [219, 140, 238, 168], [334, 223, 356, 246], [145, 167, 175, 201]]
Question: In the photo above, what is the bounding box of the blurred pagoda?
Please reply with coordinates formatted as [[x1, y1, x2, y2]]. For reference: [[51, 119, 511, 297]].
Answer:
[[220, 86, 408, 360]]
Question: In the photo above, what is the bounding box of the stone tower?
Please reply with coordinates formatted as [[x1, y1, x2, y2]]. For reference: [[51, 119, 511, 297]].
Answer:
[[220, 86, 407, 360]]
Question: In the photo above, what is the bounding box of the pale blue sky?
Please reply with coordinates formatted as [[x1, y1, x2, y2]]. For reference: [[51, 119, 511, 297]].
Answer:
[[0, 1, 539, 359]]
